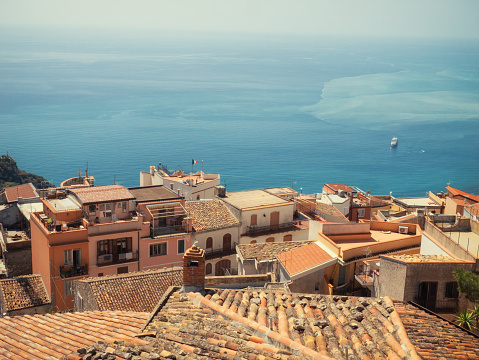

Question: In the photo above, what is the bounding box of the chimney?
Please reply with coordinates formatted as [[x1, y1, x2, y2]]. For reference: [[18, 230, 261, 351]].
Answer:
[[180, 245, 205, 293]]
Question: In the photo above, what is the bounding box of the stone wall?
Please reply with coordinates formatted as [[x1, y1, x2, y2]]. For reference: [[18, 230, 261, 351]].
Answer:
[[205, 273, 272, 289], [4, 247, 32, 277], [74, 281, 100, 312], [377, 257, 408, 301], [289, 269, 324, 294]]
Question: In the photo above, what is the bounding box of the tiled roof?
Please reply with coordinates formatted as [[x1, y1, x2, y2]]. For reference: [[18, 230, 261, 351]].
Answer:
[[0, 275, 50, 312], [128, 185, 180, 203], [446, 186, 479, 202], [71, 185, 135, 205], [384, 254, 471, 263], [316, 202, 348, 221], [395, 302, 479, 359], [134, 289, 421, 360], [185, 199, 239, 231], [78, 268, 182, 312], [237, 240, 314, 262], [0, 310, 148, 360], [325, 184, 355, 193], [277, 243, 334, 276], [65, 288, 479, 360], [4, 183, 38, 203]]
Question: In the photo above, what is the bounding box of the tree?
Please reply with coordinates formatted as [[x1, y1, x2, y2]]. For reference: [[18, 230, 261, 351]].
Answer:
[[453, 267, 479, 303]]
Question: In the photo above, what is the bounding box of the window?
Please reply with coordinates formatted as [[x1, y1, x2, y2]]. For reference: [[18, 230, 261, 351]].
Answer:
[[97, 240, 110, 256], [206, 237, 213, 249], [283, 234, 292, 242], [121, 202, 127, 213], [206, 263, 212, 275], [266, 237, 275, 243], [358, 208, 365, 218], [197, 195, 200, 200], [66, 281, 74, 296], [117, 266, 128, 274], [89, 204, 96, 215], [64, 249, 73, 265], [338, 265, 346, 286], [98, 273, 103, 277], [150, 242, 167, 256], [445, 282, 459, 298], [178, 239, 185, 254], [251, 214, 257, 226], [99, 204, 105, 211], [250, 240, 257, 244], [105, 203, 112, 210], [64, 249, 81, 266], [116, 238, 128, 254]]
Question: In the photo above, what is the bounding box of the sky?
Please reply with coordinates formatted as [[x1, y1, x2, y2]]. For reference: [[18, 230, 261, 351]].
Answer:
[[1, 0, 479, 39]]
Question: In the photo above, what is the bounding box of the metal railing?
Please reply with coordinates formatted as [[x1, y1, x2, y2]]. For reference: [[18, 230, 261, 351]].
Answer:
[[96, 251, 139, 267], [60, 264, 88, 279], [205, 243, 237, 260]]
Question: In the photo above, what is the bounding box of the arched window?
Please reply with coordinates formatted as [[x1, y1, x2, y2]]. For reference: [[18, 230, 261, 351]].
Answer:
[[223, 233, 232, 250], [283, 234, 292, 242], [206, 237, 213, 249], [266, 237, 275, 243], [215, 259, 231, 276], [206, 263, 212, 275]]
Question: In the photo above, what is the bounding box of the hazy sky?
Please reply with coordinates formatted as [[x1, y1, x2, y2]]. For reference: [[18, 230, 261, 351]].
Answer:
[[1, 0, 479, 39]]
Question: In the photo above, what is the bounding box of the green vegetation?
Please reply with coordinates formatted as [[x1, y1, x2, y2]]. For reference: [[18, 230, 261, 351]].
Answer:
[[454, 267, 479, 303], [0, 155, 55, 193], [455, 308, 476, 330]]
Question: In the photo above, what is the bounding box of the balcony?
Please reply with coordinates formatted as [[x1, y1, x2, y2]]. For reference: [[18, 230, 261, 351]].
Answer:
[[59, 264, 88, 279], [96, 251, 139, 267], [244, 222, 295, 237], [205, 243, 237, 260], [86, 214, 142, 236], [151, 224, 187, 238]]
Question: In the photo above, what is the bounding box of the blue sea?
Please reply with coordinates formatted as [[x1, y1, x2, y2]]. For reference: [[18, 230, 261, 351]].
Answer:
[[1, 27, 478, 197]]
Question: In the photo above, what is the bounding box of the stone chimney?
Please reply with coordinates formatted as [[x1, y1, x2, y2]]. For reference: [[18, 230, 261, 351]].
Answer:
[[180, 245, 205, 293]]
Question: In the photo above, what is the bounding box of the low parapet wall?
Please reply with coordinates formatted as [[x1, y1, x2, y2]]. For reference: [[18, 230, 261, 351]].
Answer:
[[205, 273, 272, 288]]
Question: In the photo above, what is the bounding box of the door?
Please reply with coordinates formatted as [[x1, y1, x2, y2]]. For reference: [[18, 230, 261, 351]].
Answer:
[[270, 211, 280, 229], [223, 233, 232, 251], [418, 282, 438, 311], [215, 259, 231, 276]]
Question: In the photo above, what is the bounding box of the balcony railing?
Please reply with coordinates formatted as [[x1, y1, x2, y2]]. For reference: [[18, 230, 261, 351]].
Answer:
[[205, 243, 237, 260], [244, 222, 295, 236], [96, 251, 139, 267], [60, 264, 88, 279], [151, 224, 187, 237]]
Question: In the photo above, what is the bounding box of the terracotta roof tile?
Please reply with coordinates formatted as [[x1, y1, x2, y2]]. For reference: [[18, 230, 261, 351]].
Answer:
[[395, 302, 479, 359], [0, 275, 50, 312], [4, 183, 38, 203], [316, 202, 349, 221], [71, 185, 135, 205], [446, 186, 479, 202], [237, 240, 314, 262], [0, 311, 148, 360], [325, 184, 355, 193], [63, 288, 479, 360], [78, 267, 182, 312], [277, 243, 334, 276], [384, 254, 472, 263], [185, 199, 239, 231]]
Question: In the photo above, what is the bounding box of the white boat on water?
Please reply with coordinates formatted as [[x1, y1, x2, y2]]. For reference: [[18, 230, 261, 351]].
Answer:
[[391, 137, 398, 147]]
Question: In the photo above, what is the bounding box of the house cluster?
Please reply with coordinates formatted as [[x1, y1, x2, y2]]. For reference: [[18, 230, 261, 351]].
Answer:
[[0, 163, 479, 358]]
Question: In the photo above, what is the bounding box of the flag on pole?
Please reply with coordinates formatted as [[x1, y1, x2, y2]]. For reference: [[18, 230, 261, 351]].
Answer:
[[192, 159, 198, 165]]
